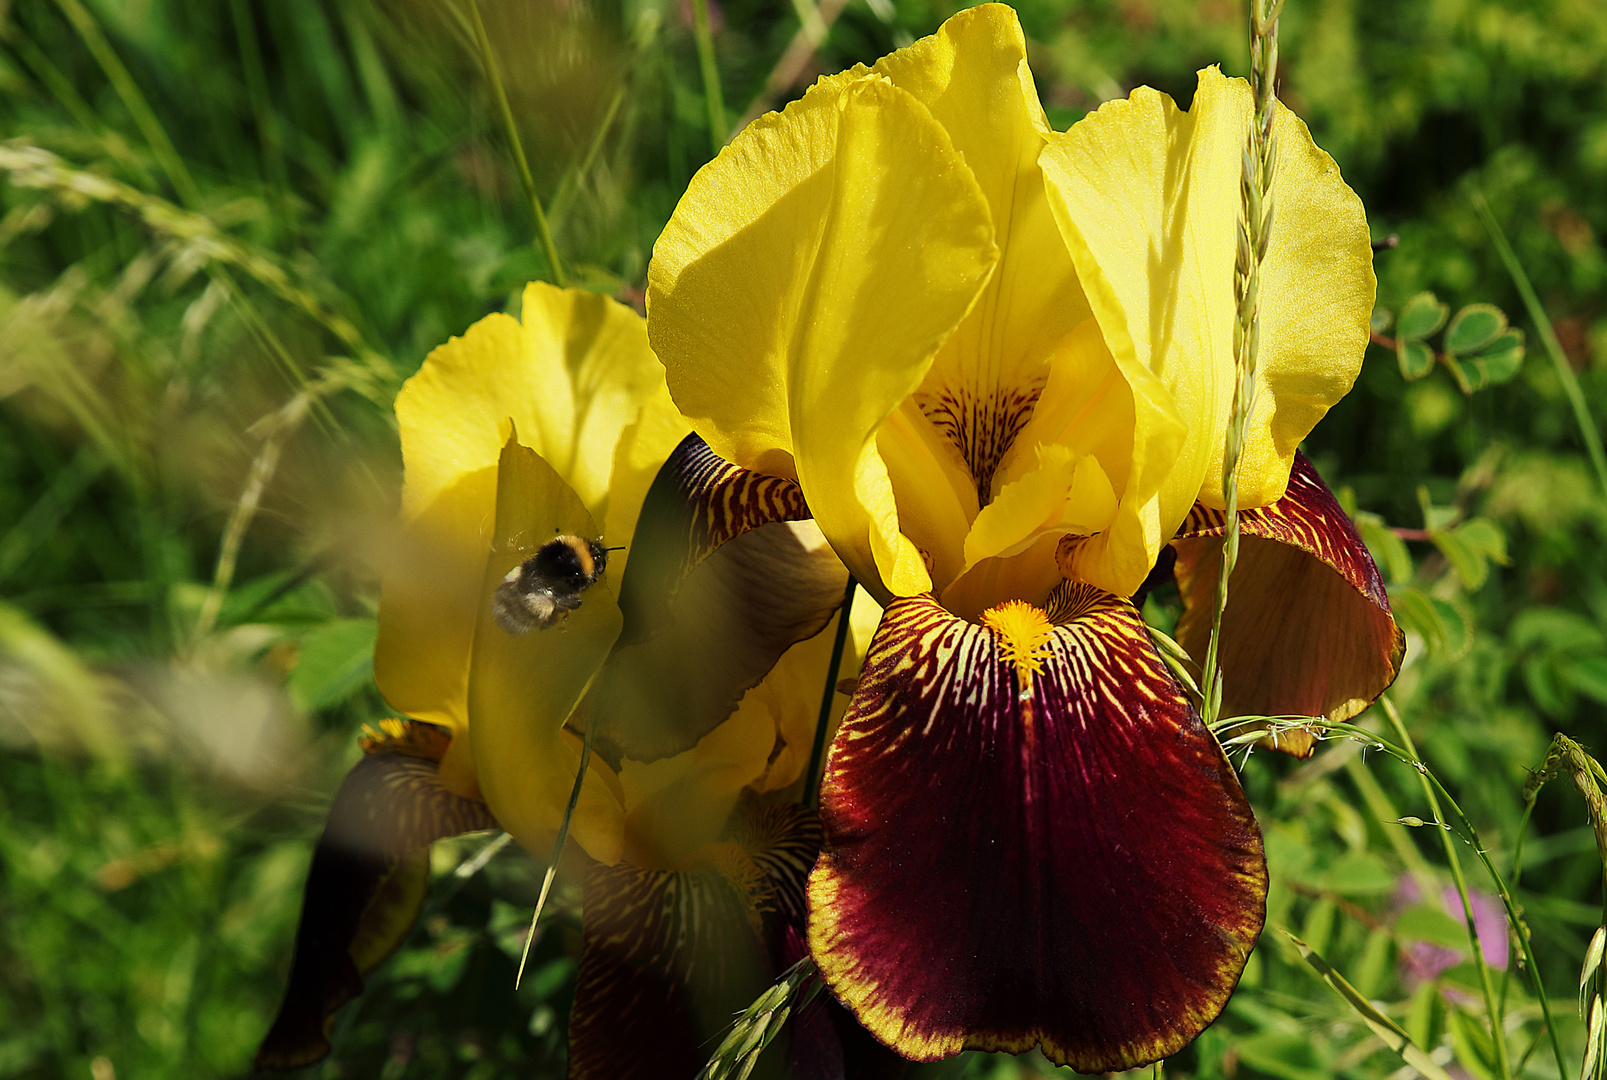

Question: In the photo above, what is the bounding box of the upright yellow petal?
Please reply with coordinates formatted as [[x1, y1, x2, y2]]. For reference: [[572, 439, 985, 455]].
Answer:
[[467, 437, 625, 865], [651, 75, 998, 601], [1235, 104, 1374, 507], [1040, 68, 1242, 553], [874, 3, 1092, 495], [376, 286, 661, 739]]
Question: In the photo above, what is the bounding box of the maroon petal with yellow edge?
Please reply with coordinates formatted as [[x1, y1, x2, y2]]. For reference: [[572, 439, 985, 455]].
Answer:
[[808, 588, 1266, 1071], [255, 721, 495, 1070], [568, 801, 822, 1080], [1173, 452, 1404, 757], [597, 434, 848, 763]]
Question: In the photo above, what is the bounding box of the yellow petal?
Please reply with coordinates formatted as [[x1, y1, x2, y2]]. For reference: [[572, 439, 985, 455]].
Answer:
[[875, 399, 977, 595], [874, 3, 1093, 494], [1001, 318, 1186, 596], [373, 466, 496, 737], [397, 283, 663, 523], [600, 382, 694, 587], [1236, 102, 1374, 506], [1040, 68, 1243, 556], [377, 285, 662, 734], [467, 436, 625, 864], [962, 445, 1117, 572], [651, 75, 998, 601]]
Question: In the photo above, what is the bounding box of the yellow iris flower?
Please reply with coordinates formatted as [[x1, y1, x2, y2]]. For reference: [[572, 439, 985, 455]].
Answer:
[[648, 3, 1373, 617]]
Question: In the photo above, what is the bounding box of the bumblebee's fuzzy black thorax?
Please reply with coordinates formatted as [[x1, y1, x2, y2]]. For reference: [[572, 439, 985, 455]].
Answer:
[[491, 535, 611, 636]]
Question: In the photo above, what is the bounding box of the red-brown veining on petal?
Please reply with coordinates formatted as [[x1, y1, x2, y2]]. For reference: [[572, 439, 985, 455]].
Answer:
[[914, 377, 1043, 500], [808, 591, 1266, 1070]]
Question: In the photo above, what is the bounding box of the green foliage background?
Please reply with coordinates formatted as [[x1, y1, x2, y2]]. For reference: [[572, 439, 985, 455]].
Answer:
[[3, 0, 1607, 1077]]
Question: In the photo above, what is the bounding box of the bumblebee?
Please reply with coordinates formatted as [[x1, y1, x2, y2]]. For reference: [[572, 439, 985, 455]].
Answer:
[[492, 534, 611, 635]]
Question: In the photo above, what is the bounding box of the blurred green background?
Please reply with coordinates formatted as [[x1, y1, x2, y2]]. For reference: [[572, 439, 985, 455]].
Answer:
[[3, 0, 1607, 1077]]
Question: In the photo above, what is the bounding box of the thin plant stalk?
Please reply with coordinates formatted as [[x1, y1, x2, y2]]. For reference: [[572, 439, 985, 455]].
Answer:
[[464, 0, 567, 287], [1203, 0, 1281, 724], [53, 0, 200, 208], [1216, 710, 1568, 1079], [1379, 696, 1513, 1080], [515, 707, 600, 987], [690, 0, 728, 154], [1472, 189, 1607, 500], [804, 577, 856, 808]]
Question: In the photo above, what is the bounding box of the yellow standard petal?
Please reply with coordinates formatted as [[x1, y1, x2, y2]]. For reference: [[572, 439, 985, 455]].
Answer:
[[467, 435, 626, 864], [651, 74, 998, 602], [375, 285, 662, 752], [1040, 67, 1242, 559]]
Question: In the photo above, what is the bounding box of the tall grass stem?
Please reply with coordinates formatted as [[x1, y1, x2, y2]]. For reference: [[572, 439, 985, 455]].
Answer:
[[691, 0, 729, 154], [465, 0, 567, 287], [804, 577, 856, 808], [1473, 189, 1607, 500]]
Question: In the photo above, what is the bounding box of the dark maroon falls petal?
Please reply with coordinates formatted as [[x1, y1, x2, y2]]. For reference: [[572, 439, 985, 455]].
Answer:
[[1173, 452, 1405, 757], [255, 721, 495, 1070], [807, 586, 1267, 1071]]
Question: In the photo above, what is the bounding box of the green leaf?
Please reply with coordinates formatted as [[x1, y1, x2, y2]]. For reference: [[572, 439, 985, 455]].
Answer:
[[1371, 306, 1395, 334], [1443, 303, 1508, 355], [1282, 931, 1457, 1080], [1464, 328, 1526, 385], [1453, 518, 1510, 564], [1355, 512, 1413, 584], [1398, 291, 1450, 340], [1391, 587, 1448, 650], [1303, 851, 1396, 896], [1565, 655, 1607, 703], [288, 617, 378, 712], [1397, 904, 1470, 951], [1398, 338, 1436, 379], [1433, 529, 1490, 590], [1234, 1031, 1333, 1080], [1430, 597, 1471, 657], [1447, 1007, 1498, 1080]]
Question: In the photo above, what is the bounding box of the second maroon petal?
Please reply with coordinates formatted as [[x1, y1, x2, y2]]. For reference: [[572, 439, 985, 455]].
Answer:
[[1174, 452, 1404, 754], [808, 588, 1266, 1071]]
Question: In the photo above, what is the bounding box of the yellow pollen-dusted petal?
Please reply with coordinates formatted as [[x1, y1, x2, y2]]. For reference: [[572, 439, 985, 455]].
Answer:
[[980, 599, 1054, 681]]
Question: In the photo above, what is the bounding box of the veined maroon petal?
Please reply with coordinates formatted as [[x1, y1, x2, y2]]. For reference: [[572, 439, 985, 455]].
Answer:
[[1173, 452, 1404, 756], [256, 721, 495, 1070], [808, 588, 1266, 1071], [568, 801, 822, 1080], [598, 435, 847, 763]]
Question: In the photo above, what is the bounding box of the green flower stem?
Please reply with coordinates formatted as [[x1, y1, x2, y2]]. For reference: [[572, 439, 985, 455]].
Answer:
[[465, 0, 567, 287], [690, 0, 729, 153], [1203, 0, 1280, 725], [1473, 190, 1607, 500], [804, 576, 857, 809], [1217, 710, 1567, 1080], [1379, 697, 1512, 1080]]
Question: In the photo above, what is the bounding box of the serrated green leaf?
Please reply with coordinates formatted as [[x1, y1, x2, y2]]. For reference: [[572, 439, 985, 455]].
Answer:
[[1398, 338, 1436, 379], [288, 617, 378, 712], [1433, 529, 1490, 590], [1466, 328, 1526, 385], [1399, 291, 1450, 340], [1282, 931, 1457, 1080], [1443, 352, 1478, 393], [1372, 306, 1395, 334], [1444, 303, 1508, 355], [1454, 518, 1509, 564]]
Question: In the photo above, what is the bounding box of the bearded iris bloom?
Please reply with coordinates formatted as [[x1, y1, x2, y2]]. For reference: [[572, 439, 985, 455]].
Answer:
[[648, 4, 1401, 1070], [257, 284, 884, 1075]]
